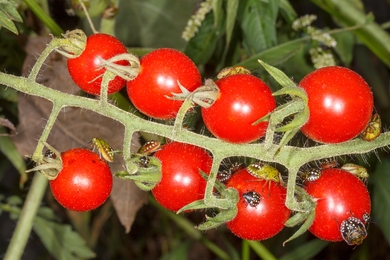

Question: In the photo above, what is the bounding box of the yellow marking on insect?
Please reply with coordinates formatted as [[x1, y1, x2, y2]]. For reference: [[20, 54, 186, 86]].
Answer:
[[247, 162, 280, 183], [91, 137, 114, 162], [138, 140, 161, 155], [341, 163, 368, 183], [217, 66, 251, 79], [361, 114, 381, 142]]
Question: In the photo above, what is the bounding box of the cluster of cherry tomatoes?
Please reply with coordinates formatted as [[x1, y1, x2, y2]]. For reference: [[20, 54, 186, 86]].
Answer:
[[49, 31, 375, 245]]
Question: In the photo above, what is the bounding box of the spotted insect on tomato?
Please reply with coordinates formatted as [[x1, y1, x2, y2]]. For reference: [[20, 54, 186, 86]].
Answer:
[[319, 159, 338, 169], [341, 163, 369, 184], [138, 140, 161, 155], [217, 162, 244, 183], [300, 169, 321, 183], [246, 161, 280, 183], [217, 66, 251, 79], [340, 217, 368, 246], [44, 149, 56, 159], [91, 137, 114, 162], [242, 191, 261, 207], [361, 113, 381, 142]]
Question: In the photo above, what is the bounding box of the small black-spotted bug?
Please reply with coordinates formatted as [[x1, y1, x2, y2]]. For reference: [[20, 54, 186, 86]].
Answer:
[[340, 217, 367, 246], [217, 162, 244, 183], [242, 191, 261, 207], [300, 169, 321, 182]]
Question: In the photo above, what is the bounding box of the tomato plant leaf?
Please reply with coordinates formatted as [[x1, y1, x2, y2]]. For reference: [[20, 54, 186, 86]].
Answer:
[[115, 0, 197, 49], [33, 216, 96, 259], [237, 39, 305, 70], [332, 30, 355, 66], [225, 0, 239, 49], [372, 158, 390, 245], [0, 0, 22, 35], [279, 0, 297, 24], [238, 0, 280, 55], [184, 11, 225, 65]]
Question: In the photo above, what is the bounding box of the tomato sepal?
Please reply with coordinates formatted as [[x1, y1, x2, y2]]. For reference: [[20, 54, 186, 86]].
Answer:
[[283, 209, 316, 246], [26, 142, 63, 180], [115, 156, 162, 191]]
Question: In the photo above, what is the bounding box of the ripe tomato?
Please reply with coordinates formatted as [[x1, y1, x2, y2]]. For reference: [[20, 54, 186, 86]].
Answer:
[[50, 148, 113, 212], [225, 168, 290, 240], [201, 74, 276, 143], [305, 168, 371, 242], [126, 48, 202, 119], [67, 33, 129, 95], [299, 66, 373, 143], [152, 142, 212, 212]]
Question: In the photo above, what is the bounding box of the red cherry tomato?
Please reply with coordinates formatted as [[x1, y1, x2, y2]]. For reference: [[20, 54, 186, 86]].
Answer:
[[225, 168, 290, 240], [152, 142, 212, 212], [299, 66, 373, 143], [50, 148, 113, 212], [201, 74, 276, 143], [67, 33, 129, 95], [126, 48, 202, 119], [305, 168, 371, 242]]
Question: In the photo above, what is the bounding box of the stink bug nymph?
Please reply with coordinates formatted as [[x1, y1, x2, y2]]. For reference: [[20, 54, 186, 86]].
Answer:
[[242, 191, 261, 207], [340, 217, 368, 246], [91, 137, 114, 162]]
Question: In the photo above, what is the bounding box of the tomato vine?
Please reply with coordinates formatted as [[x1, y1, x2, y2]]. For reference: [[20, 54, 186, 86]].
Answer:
[[1, 33, 390, 259]]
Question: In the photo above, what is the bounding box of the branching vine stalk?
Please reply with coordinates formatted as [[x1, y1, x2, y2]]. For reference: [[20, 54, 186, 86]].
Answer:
[[1, 37, 390, 257]]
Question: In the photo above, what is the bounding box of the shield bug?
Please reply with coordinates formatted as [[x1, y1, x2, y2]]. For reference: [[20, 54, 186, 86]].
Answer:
[[300, 169, 321, 183], [246, 161, 280, 183], [91, 137, 114, 162], [138, 140, 161, 155], [217, 162, 244, 183], [242, 191, 261, 207], [340, 217, 367, 246], [341, 163, 369, 184], [361, 113, 381, 142], [217, 66, 251, 79]]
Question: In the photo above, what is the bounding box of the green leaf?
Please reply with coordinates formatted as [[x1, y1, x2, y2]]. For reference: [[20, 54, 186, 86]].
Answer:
[[116, 0, 198, 49], [238, 0, 280, 55], [0, 0, 22, 34], [33, 216, 96, 260], [258, 60, 297, 88], [332, 30, 355, 66], [211, 0, 223, 27], [0, 10, 18, 35], [236, 38, 305, 69], [0, 127, 27, 183], [279, 0, 297, 24], [0, 0, 22, 22], [184, 11, 225, 65], [372, 158, 390, 245], [279, 239, 329, 260], [225, 0, 239, 48], [311, 0, 390, 68]]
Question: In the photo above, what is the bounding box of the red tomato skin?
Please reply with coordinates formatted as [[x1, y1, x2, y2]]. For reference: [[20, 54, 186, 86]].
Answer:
[[152, 142, 212, 212], [201, 74, 276, 144], [305, 168, 371, 241], [300, 66, 373, 143], [225, 169, 290, 240], [67, 33, 128, 95], [50, 148, 113, 212], [126, 48, 202, 119]]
